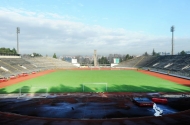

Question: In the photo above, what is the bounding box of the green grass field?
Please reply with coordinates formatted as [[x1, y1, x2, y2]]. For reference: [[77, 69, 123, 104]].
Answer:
[[0, 70, 190, 93]]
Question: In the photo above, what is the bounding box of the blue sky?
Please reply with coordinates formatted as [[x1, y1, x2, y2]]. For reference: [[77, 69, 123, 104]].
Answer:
[[0, 0, 190, 56]]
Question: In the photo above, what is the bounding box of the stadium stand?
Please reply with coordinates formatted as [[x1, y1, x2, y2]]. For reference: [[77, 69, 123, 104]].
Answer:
[[144, 55, 190, 70], [1, 54, 189, 79], [114, 56, 157, 68], [143, 55, 190, 79], [0, 56, 76, 78], [0, 68, 9, 78], [0, 58, 39, 78], [23, 57, 77, 69], [115, 55, 190, 79]]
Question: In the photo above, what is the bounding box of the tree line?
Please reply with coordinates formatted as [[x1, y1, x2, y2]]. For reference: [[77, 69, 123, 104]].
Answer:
[[143, 49, 188, 56], [0, 47, 17, 54]]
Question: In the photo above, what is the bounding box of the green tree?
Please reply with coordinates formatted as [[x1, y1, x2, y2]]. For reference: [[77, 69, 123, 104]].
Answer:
[[53, 53, 57, 58], [125, 54, 130, 60], [144, 52, 149, 56], [91, 60, 94, 66], [33, 53, 42, 57], [0, 47, 18, 54], [12, 48, 17, 54], [152, 49, 156, 56], [119, 57, 123, 62], [124, 54, 133, 61], [180, 50, 186, 55], [98, 57, 109, 64], [156, 53, 160, 56], [0, 47, 8, 53]]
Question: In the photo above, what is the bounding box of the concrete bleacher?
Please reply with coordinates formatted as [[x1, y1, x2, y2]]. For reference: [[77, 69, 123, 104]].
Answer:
[[0, 56, 76, 78], [0, 57, 39, 78], [23, 57, 77, 69], [114, 56, 157, 68], [145, 55, 190, 71], [1, 58, 30, 72], [0, 68, 10, 78], [46, 57, 78, 68], [143, 55, 190, 78], [23, 57, 54, 70], [0, 59, 20, 77], [1, 54, 189, 79], [114, 54, 190, 78]]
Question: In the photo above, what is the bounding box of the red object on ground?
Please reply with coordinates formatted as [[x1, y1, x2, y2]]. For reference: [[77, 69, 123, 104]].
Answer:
[[152, 98, 168, 104], [0, 77, 8, 82], [132, 97, 154, 107], [32, 71, 36, 74], [17, 73, 28, 77], [138, 102, 154, 107], [22, 73, 28, 76], [17, 74, 24, 77], [9, 75, 17, 79]]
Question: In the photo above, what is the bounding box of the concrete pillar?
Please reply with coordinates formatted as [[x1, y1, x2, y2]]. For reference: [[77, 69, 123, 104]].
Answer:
[[94, 50, 97, 66]]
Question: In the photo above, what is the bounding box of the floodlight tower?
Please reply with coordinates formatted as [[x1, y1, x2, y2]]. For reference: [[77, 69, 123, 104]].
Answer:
[[17, 27, 20, 54], [170, 26, 174, 55]]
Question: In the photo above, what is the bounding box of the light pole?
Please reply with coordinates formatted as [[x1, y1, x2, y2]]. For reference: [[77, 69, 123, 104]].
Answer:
[[170, 26, 174, 55], [17, 27, 20, 54]]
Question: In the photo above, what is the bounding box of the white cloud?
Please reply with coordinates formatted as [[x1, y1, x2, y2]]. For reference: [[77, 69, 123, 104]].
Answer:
[[0, 8, 189, 56]]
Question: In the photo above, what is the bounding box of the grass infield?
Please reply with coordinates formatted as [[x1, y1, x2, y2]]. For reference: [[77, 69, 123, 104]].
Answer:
[[0, 70, 190, 93]]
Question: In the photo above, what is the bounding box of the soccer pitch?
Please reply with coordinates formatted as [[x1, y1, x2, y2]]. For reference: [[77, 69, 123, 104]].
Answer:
[[0, 70, 190, 93]]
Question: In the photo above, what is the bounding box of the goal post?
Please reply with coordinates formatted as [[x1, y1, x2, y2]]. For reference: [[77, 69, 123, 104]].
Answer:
[[18, 86, 48, 98], [82, 83, 108, 92]]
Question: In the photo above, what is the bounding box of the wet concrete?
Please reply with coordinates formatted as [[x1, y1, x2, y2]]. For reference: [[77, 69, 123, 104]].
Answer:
[[0, 93, 190, 125], [0, 96, 184, 119]]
